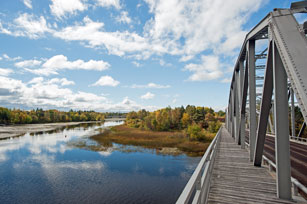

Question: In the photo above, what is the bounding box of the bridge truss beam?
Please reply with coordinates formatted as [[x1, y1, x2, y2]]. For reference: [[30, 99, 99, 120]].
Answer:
[[254, 40, 273, 167], [226, 1, 307, 200]]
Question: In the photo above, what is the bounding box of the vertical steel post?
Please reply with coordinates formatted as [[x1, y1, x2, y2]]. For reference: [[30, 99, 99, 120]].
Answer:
[[229, 91, 232, 136], [227, 106, 231, 132], [273, 41, 292, 200], [271, 102, 275, 134], [229, 94, 233, 135], [239, 61, 245, 148], [231, 89, 235, 138], [248, 40, 256, 161], [245, 107, 249, 129], [290, 88, 295, 138], [226, 106, 228, 131], [235, 71, 240, 144]]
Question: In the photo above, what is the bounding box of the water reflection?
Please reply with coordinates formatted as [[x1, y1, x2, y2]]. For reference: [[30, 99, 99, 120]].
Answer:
[[0, 121, 200, 204]]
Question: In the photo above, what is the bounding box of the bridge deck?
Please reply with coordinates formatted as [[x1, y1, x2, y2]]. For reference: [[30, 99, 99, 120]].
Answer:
[[207, 127, 295, 204]]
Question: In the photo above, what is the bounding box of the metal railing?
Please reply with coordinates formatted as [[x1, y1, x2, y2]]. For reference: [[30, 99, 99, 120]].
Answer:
[[176, 127, 222, 204], [289, 136, 307, 143], [265, 132, 307, 143], [245, 137, 307, 198], [262, 156, 307, 196]]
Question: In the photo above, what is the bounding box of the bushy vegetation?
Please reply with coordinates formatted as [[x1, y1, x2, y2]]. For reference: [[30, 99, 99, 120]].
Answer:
[[0, 107, 110, 124], [125, 106, 225, 141], [91, 125, 211, 156]]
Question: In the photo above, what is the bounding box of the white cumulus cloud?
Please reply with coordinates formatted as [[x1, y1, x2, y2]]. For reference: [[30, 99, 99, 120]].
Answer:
[[1, 0, 265, 64], [23, 0, 32, 9], [48, 78, 75, 86], [2, 54, 22, 61], [132, 61, 141, 67], [28, 77, 44, 84], [15, 59, 42, 68], [95, 0, 121, 9], [184, 55, 223, 81], [0, 76, 156, 112], [24, 55, 110, 76], [130, 83, 170, 89], [116, 11, 131, 24], [91, 75, 120, 87], [141, 92, 155, 100], [53, 16, 149, 57], [0, 0, 267, 83], [13, 13, 52, 39], [49, 0, 88, 19], [0, 68, 13, 76]]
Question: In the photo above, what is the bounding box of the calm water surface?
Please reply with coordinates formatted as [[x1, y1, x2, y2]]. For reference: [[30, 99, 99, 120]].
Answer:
[[0, 122, 200, 204]]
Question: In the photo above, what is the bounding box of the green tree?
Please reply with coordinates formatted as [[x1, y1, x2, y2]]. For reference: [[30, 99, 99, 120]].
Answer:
[[181, 113, 191, 128], [187, 123, 205, 141]]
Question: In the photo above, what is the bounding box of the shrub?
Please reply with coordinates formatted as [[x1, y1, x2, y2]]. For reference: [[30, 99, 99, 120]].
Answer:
[[187, 123, 206, 141], [208, 120, 221, 133]]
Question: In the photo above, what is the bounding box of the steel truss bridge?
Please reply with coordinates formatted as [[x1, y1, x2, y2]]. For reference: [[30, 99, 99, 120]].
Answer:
[[177, 1, 307, 204]]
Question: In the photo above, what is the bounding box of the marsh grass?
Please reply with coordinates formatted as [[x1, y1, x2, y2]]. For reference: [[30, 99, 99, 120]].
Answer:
[[91, 125, 213, 156]]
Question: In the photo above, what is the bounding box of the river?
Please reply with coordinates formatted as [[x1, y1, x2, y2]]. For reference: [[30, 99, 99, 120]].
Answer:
[[0, 121, 200, 204]]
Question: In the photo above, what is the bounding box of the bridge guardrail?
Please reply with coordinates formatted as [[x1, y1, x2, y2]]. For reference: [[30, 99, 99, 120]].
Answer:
[[245, 138, 307, 198], [176, 126, 222, 204], [262, 156, 307, 197], [289, 136, 307, 143]]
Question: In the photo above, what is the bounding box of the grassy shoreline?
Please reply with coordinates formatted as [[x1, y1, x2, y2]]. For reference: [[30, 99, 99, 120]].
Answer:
[[90, 124, 214, 157]]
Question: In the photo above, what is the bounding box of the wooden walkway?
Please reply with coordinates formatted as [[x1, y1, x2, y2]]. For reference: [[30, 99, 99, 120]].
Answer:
[[207, 127, 295, 204]]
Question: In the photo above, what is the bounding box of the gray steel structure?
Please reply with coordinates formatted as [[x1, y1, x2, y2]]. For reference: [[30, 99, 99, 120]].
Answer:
[[227, 1, 307, 200], [177, 1, 307, 203]]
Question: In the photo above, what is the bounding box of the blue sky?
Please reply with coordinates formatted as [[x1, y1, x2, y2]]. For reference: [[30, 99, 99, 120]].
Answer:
[[0, 0, 300, 112]]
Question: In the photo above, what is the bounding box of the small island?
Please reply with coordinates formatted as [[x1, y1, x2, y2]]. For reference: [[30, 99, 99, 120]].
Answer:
[[91, 106, 225, 156]]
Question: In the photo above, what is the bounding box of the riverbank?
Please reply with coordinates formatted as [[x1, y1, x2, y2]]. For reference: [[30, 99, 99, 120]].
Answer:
[[91, 125, 214, 156], [0, 121, 102, 139]]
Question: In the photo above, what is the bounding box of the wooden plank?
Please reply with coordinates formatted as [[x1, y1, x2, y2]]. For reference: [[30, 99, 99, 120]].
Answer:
[[210, 185, 277, 194], [207, 127, 295, 204]]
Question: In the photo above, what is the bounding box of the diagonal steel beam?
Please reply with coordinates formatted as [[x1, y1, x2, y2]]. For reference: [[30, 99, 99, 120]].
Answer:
[[271, 9, 307, 130], [298, 122, 306, 138], [254, 40, 273, 167], [240, 58, 249, 117]]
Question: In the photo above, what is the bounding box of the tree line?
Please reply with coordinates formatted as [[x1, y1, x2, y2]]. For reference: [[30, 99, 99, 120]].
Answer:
[[0, 107, 125, 125], [125, 106, 225, 141]]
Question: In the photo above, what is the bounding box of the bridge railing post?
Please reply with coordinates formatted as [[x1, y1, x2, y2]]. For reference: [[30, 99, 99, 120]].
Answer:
[[293, 183, 298, 196]]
